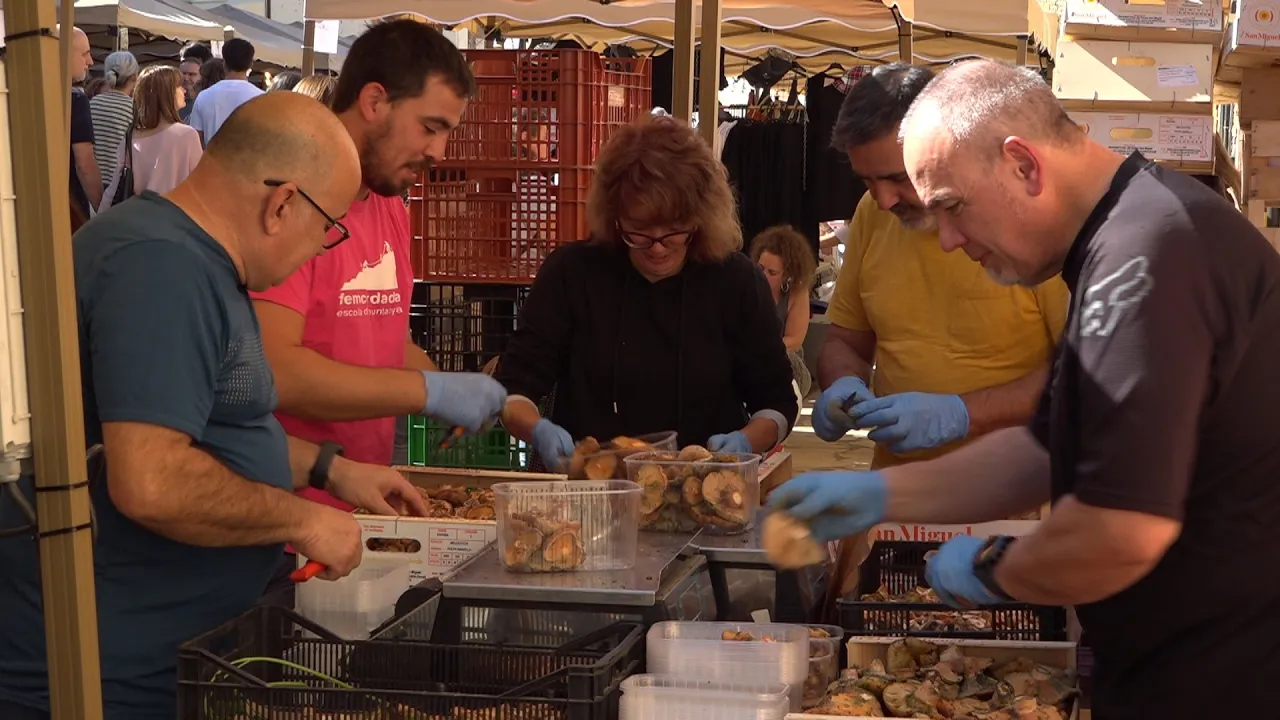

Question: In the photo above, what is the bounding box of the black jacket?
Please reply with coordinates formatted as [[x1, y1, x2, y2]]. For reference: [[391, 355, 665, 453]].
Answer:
[[496, 241, 798, 449]]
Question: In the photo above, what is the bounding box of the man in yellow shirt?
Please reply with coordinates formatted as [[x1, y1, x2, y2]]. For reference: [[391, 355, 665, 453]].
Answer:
[[813, 63, 1069, 597]]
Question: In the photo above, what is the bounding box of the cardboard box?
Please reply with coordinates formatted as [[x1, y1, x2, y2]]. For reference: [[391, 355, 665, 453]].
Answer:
[[1054, 39, 1213, 112], [1068, 110, 1214, 166], [1232, 0, 1280, 50], [1063, 0, 1223, 42], [1239, 68, 1280, 122], [789, 638, 1080, 720], [869, 521, 1039, 542]]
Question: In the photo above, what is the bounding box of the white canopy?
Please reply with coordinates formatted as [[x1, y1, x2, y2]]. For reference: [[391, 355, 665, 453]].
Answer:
[[302, 0, 1035, 67]]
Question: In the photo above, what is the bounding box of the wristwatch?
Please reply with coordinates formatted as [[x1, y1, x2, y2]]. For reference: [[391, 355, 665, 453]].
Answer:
[[971, 535, 1017, 602], [309, 441, 345, 491]]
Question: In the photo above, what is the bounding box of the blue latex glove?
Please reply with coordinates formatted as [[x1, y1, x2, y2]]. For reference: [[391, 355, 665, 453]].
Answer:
[[850, 392, 969, 453], [707, 431, 752, 454], [923, 535, 1003, 609], [765, 471, 887, 542], [811, 376, 877, 442], [421, 371, 507, 433], [531, 418, 575, 467]]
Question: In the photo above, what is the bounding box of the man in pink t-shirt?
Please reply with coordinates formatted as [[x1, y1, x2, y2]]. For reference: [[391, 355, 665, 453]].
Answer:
[[251, 22, 507, 603]]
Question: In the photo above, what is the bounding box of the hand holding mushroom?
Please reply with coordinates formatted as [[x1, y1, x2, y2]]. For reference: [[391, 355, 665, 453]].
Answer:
[[766, 470, 888, 542], [532, 418, 576, 468]]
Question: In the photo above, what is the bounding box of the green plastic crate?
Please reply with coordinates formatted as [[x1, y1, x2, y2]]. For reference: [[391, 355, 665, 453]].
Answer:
[[404, 415, 531, 471]]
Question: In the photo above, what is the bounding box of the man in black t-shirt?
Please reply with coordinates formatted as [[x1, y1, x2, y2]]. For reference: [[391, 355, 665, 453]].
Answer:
[[769, 58, 1280, 718], [67, 26, 101, 216]]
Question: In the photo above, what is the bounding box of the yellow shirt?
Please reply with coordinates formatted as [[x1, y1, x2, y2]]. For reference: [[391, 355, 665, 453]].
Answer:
[[827, 193, 1070, 469]]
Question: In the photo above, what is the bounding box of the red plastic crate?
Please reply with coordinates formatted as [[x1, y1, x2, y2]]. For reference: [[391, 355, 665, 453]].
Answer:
[[409, 49, 652, 282], [409, 167, 589, 283]]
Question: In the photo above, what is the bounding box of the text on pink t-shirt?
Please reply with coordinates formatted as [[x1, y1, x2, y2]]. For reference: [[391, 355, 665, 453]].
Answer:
[[251, 193, 414, 511]]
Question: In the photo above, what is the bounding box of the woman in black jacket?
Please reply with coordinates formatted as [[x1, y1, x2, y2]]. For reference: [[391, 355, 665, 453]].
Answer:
[[495, 115, 798, 470]]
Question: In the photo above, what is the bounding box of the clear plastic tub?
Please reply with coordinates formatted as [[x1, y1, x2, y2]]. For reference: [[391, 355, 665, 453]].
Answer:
[[620, 675, 790, 720], [494, 479, 641, 573], [295, 557, 411, 641], [646, 621, 810, 710], [564, 431, 678, 479], [625, 451, 761, 535], [803, 646, 838, 709]]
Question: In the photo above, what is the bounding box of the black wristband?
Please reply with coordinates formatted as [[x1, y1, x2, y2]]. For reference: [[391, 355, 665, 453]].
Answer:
[[309, 442, 344, 491], [972, 535, 1017, 602]]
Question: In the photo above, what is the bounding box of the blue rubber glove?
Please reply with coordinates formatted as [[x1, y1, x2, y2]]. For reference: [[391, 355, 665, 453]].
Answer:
[[850, 392, 969, 453], [811, 376, 877, 442], [421, 371, 507, 433], [531, 418, 575, 468], [923, 535, 1003, 609], [707, 431, 752, 454], [765, 471, 887, 542]]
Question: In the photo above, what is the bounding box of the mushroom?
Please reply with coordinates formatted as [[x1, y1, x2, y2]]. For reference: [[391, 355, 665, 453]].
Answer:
[[678, 444, 714, 462], [761, 512, 826, 569], [681, 474, 703, 506], [583, 452, 618, 480], [701, 470, 749, 526], [542, 525, 586, 571], [636, 464, 668, 515]]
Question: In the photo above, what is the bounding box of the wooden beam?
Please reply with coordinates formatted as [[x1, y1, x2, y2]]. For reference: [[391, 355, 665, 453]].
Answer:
[[302, 19, 316, 76], [697, 0, 722, 145], [898, 20, 913, 64], [3, 0, 101, 717], [672, 0, 695, 122]]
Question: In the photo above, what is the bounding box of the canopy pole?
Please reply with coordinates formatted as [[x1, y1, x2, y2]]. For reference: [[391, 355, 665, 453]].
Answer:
[[1016, 35, 1029, 66], [672, 0, 695, 121], [696, 0, 721, 146], [898, 20, 913, 64], [2, 0, 102, 717], [116, 26, 127, 51], [302, 20, 316, 76]]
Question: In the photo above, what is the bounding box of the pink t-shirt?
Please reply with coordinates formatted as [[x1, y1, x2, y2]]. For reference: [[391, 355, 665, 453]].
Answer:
[[251, 192, 413, 511]]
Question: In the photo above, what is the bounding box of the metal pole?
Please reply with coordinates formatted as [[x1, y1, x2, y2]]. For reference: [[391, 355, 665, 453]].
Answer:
[[696, 0, 722, 146], [3, 0, 101, 716]]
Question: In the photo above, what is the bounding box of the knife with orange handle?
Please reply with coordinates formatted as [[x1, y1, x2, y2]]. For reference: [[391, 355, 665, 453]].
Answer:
[[290, 560, 326, 583]]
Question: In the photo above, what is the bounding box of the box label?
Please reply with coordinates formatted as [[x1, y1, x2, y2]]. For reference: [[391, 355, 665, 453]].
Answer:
[[1070, 111, 1212, 163], [1237, 0, 1280, 47], [870, 522, 1039, 542], [1156, 64, 1200, 88]]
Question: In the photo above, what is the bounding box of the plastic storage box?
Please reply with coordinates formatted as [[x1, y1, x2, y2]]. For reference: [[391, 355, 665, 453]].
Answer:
[[565, 431, 678, 479], [494, 479, 641, 573], [620, 675, 790, 720], [625, 451, 761, 535], [803, 624, 844, 709], [295, 557, 411, 641], [646, 621, 809, 710]]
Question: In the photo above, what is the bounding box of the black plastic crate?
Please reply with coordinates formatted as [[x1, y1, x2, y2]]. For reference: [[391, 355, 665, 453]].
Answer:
[[838, 540, 1067, 641], [409, 282, 531, 373], [178, 606, 643, 720]]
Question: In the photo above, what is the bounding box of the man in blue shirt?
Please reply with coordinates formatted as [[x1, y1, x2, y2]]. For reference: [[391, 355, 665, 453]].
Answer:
[[0, 92, 498, 719]]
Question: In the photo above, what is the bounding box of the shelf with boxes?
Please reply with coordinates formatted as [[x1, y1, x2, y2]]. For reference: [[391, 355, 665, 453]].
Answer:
[[1233, 67, 1280, 244], [1219, 0, 1280, 84], [1050, 0, 1223, 176]]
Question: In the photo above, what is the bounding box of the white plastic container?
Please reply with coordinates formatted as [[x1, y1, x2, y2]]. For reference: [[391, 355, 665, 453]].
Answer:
[[494, 479, 641, 573], [620, 675, 790, 720], [646, 622, 810, 710], [295, 557, 410, 640]]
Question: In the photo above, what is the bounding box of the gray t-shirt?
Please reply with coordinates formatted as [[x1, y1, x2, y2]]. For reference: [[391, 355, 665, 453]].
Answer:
[[1031, 153, 1280, 717], [0, 192, 291, 719]]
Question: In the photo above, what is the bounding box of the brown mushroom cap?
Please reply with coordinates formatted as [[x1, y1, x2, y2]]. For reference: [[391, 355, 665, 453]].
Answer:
[[678, 444, 714, 462], [761, 512, 826, 569], [636, 464, 668, 514], [701, 470, 749, 525]]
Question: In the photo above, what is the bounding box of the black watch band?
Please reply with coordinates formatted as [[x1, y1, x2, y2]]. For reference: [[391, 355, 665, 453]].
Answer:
[[309, 442, 344, 491], [972, 535, 1017, 602]]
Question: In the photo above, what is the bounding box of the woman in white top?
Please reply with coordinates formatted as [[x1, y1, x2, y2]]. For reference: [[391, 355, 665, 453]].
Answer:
[[90, 51, 139, 189], [101, 66, 203, 212]]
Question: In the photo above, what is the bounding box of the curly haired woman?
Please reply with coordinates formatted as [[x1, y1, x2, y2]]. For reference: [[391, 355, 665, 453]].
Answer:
[[749, 225, 817, 397], [496, 115, 798, 467]]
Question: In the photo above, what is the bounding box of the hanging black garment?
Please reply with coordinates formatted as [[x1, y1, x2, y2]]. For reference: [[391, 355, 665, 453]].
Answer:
[[650, 48, 729, 113], [805, 72, 865, 223], [722, 119, 816, 249]]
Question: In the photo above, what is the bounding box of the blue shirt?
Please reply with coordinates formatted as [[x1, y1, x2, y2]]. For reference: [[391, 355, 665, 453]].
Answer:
[[0, 192, 292, 719]]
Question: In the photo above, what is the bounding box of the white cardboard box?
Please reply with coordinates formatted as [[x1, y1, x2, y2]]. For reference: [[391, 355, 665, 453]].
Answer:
[[1232, 0, 1280, 49], [358, 513, 496, 589], [1068, 110, 1213, 164], [1063, 0, 1223, 39], [869, 521, 1039, 543], [1054, 39, 1213, 110]]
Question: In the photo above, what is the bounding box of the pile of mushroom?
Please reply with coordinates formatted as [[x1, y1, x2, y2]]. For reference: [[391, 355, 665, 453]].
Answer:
[[566, 436, 658, 480], [501, 508, 587, 573], [633, 445, 752, 534]]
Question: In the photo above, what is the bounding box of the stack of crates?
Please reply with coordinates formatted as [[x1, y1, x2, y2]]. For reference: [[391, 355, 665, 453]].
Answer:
[[1050, 0, 1222, 175], [402, 49, 652, 470]]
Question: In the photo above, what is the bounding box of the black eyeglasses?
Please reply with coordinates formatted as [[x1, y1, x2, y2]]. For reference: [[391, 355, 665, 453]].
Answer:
[[616, 224, 694, 250], [264, 179, 350, 250]]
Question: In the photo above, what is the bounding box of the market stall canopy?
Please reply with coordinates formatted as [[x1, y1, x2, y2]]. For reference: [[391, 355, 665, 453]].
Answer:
[[204, 3, 351, 68], [67, 0, 225, 42], [303, 0, 1037, 67]]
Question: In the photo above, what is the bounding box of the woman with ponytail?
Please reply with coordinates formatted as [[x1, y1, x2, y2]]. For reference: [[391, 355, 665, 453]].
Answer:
[[90, 50, 140, 190]]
